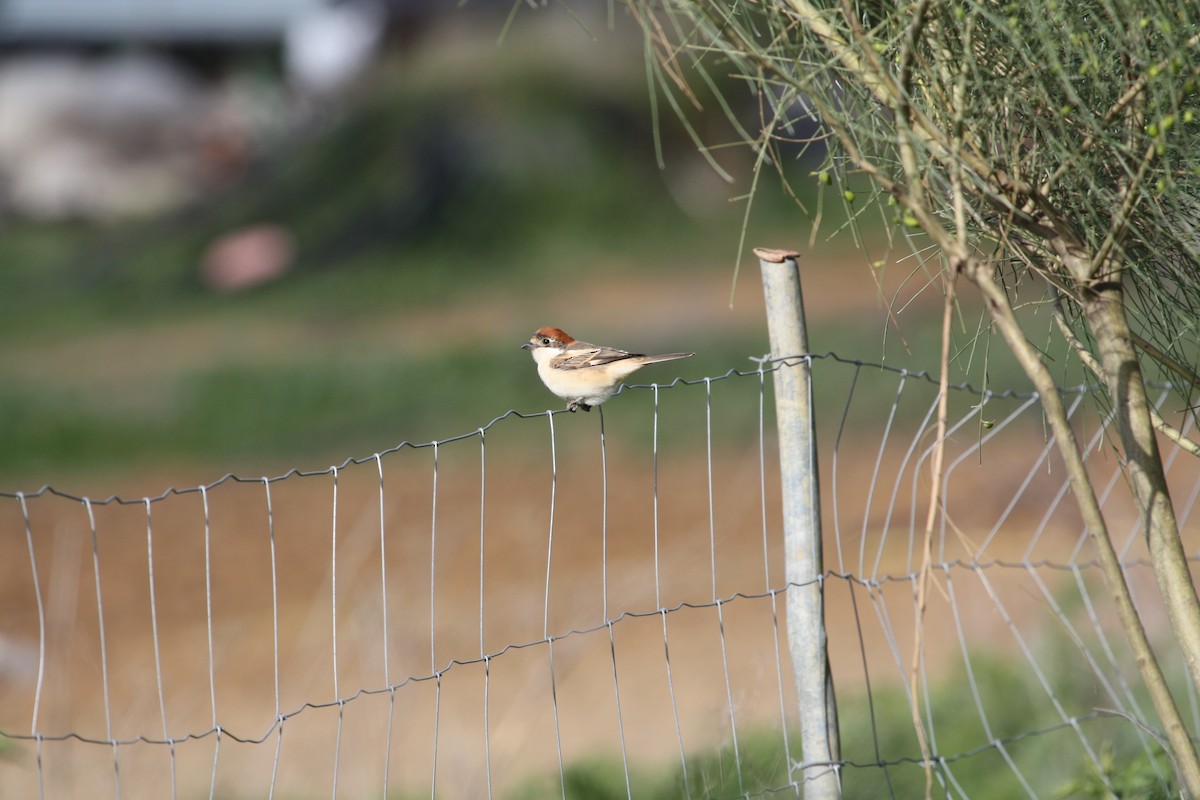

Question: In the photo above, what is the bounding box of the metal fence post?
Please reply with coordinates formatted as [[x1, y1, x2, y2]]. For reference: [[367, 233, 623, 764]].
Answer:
[[756, 247, 840, 798]]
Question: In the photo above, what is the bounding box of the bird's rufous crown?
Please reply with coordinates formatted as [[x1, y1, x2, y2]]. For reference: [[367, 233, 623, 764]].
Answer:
[[532, 326, 574, 344]]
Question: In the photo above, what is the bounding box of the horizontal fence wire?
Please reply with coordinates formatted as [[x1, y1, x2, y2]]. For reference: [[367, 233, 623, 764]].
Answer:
[[0, 352, 1070, 506], [1, 352, 1197, 799]]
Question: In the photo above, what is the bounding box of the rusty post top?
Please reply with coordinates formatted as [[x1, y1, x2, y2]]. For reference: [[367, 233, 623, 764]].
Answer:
[[752, 247, 802, 263]]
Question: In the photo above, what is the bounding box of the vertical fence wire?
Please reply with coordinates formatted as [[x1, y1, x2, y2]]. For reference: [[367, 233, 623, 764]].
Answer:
[[84, 496, 121, 798], [430, 672, 441, 800], [708, 377, 745, 793], [143, 498, 176, 800], [18, 492, 47, 800], [429, 438, 442, 800], [654, 382, 693, 799], [375, 453, 395, 797], [478, 429, 493, 800], [329, 467, 343, 799], [599, 406, 609, 623], [758, 363, 798, 793], [607, 620, 632, 800], [542, 410, 567, 800], [543, 411, 558, 641], [264, 477, 284, 800], [199, 485, 220, 800]]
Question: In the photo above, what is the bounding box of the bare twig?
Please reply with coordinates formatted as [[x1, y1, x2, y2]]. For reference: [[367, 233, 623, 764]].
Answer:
[[910, 268, 954, 800]]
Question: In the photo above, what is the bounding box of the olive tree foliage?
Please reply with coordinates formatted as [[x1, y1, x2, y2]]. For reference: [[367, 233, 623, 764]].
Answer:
[[625, 0, 1200, 792]]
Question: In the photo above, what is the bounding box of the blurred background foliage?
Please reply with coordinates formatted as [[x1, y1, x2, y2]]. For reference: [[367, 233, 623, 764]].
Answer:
[[0, 4, 1052, 479], [0, 6, 807, 479]]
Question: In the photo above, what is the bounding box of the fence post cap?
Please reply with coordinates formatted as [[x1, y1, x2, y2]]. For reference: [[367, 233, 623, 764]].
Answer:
[[753, 247, 802, 263]]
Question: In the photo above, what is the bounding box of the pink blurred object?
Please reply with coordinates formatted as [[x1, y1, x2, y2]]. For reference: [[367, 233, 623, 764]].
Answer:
[[201, 224, 296, 291]]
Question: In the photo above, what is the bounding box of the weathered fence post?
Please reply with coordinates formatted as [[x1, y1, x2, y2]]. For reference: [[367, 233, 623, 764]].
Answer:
[[756, 247, 840, 798]]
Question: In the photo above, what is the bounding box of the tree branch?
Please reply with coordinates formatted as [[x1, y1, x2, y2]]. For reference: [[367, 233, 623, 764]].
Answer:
[[962, 256, 1200, 799], [1054, 300, 1200, 458]]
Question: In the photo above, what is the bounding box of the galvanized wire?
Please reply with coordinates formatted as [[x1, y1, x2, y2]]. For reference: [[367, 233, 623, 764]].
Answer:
[[1, 352, 1196, 799]]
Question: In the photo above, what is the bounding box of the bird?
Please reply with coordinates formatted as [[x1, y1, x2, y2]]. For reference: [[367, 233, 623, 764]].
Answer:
[[522, 326, 693, 412]]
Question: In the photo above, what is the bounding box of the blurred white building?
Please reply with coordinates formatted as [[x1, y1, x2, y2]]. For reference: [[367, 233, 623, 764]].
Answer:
[[0, 0, 392, 220], [0, 0, 326, 43]]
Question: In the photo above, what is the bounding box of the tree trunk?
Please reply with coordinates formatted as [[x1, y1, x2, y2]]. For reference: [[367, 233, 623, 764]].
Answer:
[[1082, 280, 1200, 697]]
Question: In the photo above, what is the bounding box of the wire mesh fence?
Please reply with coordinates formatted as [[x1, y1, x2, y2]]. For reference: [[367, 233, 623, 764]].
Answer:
[[1, 352, 1198, 799]]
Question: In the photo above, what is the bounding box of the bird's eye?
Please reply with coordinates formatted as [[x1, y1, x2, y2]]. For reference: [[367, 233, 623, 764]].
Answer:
[[540, 337, 551, 345]]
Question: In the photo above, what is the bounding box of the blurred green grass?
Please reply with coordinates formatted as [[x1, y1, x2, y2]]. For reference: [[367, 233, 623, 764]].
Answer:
[[503, 646, 1176, 800]]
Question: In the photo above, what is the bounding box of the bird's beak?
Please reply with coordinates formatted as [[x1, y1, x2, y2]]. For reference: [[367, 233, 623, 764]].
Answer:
[[521, 342, 533, 350]]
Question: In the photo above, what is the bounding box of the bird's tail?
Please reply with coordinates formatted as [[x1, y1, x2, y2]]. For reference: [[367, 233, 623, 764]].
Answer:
[[637, 352, 694, 364]]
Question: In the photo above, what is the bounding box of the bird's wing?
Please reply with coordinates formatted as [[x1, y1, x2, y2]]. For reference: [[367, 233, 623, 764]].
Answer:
[[550, 341, 641, 370]]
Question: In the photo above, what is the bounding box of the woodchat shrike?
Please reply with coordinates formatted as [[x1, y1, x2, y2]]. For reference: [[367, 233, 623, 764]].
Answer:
[[522, 326, 693, 412]]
